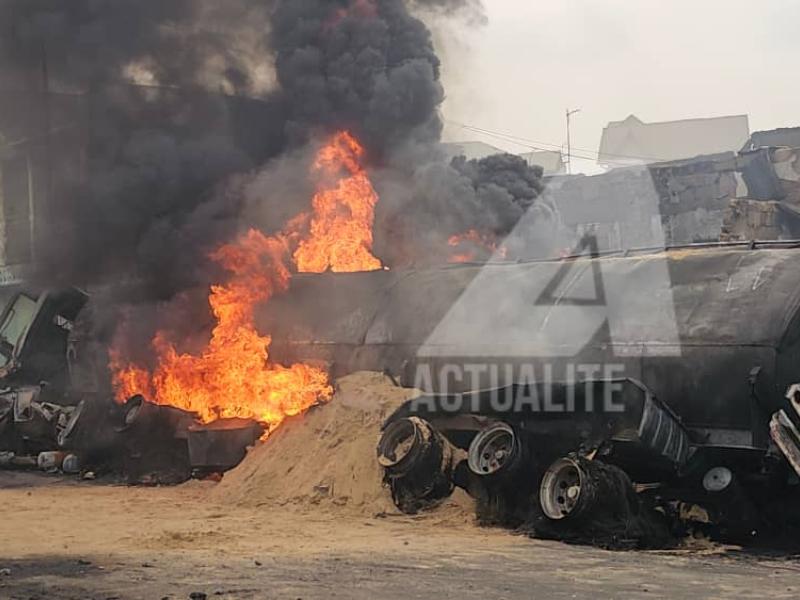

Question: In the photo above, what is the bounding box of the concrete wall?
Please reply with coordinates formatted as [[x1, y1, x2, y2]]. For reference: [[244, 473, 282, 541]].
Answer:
[[545, 154, 740, 252], [719, 148, 800, 241], [774, 147, 800, 205], [652, 155, 739, 244], [547, 147, 800, 252], [720, 200, 783, 242]]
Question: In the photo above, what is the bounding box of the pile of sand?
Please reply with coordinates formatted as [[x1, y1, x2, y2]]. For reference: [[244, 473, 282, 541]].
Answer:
[[213, 371, 474, 521]]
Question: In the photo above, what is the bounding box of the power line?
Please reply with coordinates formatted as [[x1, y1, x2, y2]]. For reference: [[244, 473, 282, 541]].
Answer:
[[447, 120, 562, 151], [447, 121, 627, 165], [446, 120, 669, 164], [453, 121, 651, 164], [447, 121, 632, 166], [449, 120, 645, 161]]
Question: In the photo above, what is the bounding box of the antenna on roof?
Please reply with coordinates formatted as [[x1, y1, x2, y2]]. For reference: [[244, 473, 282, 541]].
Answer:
[[566, 108, 581, 175]]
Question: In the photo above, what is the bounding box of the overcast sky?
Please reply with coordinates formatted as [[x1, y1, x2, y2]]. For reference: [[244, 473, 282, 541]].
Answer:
[[438, 0, 799, 173]]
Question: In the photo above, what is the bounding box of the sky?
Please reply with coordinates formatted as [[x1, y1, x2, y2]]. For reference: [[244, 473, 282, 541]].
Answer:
[[438, 0, 800, 173]]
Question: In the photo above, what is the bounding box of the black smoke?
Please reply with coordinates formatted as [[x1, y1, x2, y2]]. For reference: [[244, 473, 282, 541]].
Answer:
[[372, 152, 551, 266], [0, 0, 552, 299], [0, 0, 283, 297], [450, 153, 546, 232], [270, 0, 445, 158], [266, 0, 549, 266], [0, 0, 272, 94], [410, 0, 487, 24]]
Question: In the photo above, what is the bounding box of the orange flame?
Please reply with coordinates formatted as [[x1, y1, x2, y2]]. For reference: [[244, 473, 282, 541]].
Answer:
[[293, 131, 383, 273], [111, 230, 332, 427], [111, 131, 382, 431], [447, 229, 507, 263]]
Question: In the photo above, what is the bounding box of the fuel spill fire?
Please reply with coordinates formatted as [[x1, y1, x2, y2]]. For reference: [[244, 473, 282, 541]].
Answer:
[[448, 229, 507, 263], [110, 131, 382, 432]]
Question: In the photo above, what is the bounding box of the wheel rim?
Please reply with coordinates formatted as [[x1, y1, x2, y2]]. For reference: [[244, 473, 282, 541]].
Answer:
[[540, 457, 585, 520], [702, 466, 733, 492], [377, 417, 423, 472], [468, 423, 517, 476]]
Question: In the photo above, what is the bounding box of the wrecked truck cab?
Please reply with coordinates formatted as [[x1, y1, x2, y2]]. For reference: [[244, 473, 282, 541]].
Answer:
[[0, 287, 88, 394], [0, 288, 92, 457]]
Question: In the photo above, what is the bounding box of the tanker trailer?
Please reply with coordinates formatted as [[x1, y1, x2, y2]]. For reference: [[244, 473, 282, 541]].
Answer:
[[261, 242, 800, 544]]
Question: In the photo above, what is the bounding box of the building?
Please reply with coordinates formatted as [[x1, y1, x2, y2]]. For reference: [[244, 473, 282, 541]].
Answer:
[[440, 141, 506, 162], [0, 89, 85, 286], [742, 127, 800, 152], [0, 85, 280, 289], [597, 114, 750, 170], [442, 142, 565, 175], [547, 143, 800, 254], [519, 150, 565, 175]]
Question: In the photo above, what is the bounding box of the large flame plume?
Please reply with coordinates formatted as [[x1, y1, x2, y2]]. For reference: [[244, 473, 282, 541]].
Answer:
[[110, 131, 382, 431], [293, 131, 382, 274]]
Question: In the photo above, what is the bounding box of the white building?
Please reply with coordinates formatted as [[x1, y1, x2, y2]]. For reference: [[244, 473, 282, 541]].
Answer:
[[598, 114, 750, 170], [441, 142, 565, 175]]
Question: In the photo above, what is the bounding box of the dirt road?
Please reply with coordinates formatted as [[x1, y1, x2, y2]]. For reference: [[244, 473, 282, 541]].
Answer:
[[1, 472, 799, 600]]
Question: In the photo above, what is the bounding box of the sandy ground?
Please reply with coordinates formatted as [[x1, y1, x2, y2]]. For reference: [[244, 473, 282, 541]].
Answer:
[[1, 472, 800, 600], [3, 374, 800, 599]]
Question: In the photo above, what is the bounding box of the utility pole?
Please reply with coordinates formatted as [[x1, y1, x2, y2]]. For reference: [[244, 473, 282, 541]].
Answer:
[[565, 108, 581, 175]]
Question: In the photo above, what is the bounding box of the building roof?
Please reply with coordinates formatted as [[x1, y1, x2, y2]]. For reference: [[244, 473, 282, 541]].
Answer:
[[598, 114, 750, 167], [519, 150, 564, 175], [442, 142, 565, 175], [440, 141, 507, 161], [743, 127, 800, 152]]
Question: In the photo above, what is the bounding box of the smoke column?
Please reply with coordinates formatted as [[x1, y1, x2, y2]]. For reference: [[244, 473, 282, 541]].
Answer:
[[0, 0, 551, 296]]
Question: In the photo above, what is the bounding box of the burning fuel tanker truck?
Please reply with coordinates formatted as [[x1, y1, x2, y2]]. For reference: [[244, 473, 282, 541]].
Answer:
[[5, 242, 800, 545], [261, 242, 800, 546]]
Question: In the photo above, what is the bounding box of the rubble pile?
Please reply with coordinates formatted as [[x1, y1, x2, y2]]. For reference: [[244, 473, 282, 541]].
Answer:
[[721, 199, 784, 241]]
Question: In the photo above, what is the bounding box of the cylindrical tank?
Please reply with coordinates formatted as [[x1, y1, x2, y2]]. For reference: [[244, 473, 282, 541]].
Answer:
[[260, 245, 800, 443]]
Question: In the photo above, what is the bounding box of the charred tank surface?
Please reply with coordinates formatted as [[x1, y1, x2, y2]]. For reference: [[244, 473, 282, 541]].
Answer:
[[262, 244, 800, 443], [261, 243, 800, 545]]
